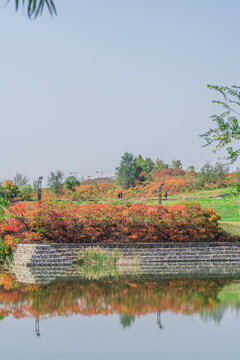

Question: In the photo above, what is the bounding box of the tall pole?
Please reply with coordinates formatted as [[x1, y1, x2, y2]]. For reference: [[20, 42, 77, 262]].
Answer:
[[38, 176, 43, 202], [158, 187, 162, 204], [158, 183, 165, 205]]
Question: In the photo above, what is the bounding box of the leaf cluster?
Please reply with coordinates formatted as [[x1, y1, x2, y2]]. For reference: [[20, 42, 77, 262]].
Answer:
[[13, 0, 57, 18], [201, 85, 240, 162]]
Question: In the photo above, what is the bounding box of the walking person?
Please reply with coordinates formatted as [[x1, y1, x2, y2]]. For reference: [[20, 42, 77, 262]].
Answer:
[[165, 190, 168, 200]]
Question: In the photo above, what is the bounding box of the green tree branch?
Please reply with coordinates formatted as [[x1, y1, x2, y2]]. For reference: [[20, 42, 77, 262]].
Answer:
[[201, 84, 240, 162], [7, 0, 57, 18]]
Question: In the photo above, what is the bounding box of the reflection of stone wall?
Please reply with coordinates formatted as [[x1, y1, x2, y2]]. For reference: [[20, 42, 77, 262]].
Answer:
[[10, 243, 240, 284], [13, 243, 240, 266], [10, 262, 240, 284]]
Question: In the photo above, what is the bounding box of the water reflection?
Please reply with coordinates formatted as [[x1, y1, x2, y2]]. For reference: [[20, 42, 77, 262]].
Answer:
[[0, 269, 240, 334], [35, 317, 40, 336], [157, 312, 164, 329]]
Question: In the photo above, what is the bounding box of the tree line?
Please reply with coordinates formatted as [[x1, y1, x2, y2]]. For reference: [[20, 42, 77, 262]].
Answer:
[[115, 153, 185, 189], [115, 152, 231, 189], [0, 172, 80, 200], [0, 154, 234, 199]]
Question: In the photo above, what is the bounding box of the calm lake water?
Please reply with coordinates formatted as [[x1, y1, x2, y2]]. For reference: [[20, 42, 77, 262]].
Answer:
[[1, 270, 240, 360]]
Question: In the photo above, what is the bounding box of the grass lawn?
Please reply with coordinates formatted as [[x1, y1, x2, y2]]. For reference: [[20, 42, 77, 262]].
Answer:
[[165, 198, 240, 222], [219, 222, 240, 236], [127, 187, 240, 222]]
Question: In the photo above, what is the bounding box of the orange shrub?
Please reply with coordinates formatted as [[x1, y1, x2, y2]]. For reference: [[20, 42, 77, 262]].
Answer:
[[0, 201, 223, 245]]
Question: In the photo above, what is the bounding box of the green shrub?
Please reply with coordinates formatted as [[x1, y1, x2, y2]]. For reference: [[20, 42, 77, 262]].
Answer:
[[78, 247, 122, 266], [19, 185, 33, 200], [0, 198, 12, 221], [0, 240, 13, 264], [2, 181, 19, 200], [77, 247, 123, 280]]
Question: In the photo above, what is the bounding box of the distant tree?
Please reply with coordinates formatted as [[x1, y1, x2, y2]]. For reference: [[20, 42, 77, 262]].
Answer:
[[232, 170, 240, 195], [143, 157, 155, 174], [64, 176, 81, 191], [135, 155, 155, 180], [47, 170, 64, 194], [135, 155, 145, 173], [228, 170, 240, 195], [187, 166, 195, 173], [8, 0, 57, 19], [201, 85, 240, 163], [32, 179, 39, 192], [171, 160, 182, 169], [14, 173, 29, 188], [155, 159, 169, 171], [116, 152, 139, 189], [197, 162, 228, 188]]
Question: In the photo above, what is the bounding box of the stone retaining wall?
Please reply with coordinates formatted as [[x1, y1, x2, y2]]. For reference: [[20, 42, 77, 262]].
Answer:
[[13, 242, 240, 266]]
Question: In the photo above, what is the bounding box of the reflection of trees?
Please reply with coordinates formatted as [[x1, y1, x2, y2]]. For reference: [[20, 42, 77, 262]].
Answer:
[[119, 314, 135, 329], [0, 272, 238, 325], [200, 305, 226, 324]]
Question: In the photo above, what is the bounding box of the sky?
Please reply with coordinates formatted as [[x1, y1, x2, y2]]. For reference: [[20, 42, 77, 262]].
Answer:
[[0, 0, 239, 181]]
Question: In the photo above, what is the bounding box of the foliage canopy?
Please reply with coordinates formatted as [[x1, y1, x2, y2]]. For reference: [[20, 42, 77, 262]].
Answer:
[[116, 152, 140, 189], [201, 85, 240, 162], [64, 176, 81, 191], [47, 170, 64, 195]]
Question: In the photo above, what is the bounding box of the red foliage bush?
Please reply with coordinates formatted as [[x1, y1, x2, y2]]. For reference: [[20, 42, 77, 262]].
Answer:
[[0, 202, 223, 245]]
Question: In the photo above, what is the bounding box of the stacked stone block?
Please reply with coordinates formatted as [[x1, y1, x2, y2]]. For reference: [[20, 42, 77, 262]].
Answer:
[[13, 242, 240, 266]]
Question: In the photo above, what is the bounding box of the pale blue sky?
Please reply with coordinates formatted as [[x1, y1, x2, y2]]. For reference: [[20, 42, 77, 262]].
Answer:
[[0, 0, 239, 180]]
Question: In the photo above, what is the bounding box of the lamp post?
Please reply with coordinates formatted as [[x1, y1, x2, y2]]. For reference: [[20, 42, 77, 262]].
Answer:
[[37, 176, 43, 202], [158, 183, 165, 205]]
